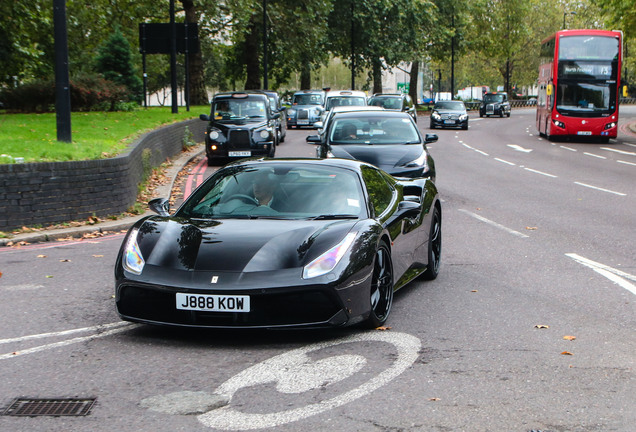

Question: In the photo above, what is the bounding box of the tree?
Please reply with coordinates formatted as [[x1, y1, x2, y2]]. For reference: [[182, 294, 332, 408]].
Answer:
[[95, 27, 143, 102]]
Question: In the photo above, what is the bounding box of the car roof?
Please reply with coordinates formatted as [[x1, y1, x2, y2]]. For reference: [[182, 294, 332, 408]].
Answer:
[[325, 90, 367, 98], [330, 106, 384, 114], [370, 93, 404, 98], [330, 110, 412, 120], [213, 92, 269, 101], [225, 156, 375, 173], [293, 89, 325, 95]]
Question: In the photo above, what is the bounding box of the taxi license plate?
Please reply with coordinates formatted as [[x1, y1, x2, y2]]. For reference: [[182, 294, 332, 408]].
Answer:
[[176, 293, 250, 312], [297, 120, 309, 125], [229, 151, 251, 157]]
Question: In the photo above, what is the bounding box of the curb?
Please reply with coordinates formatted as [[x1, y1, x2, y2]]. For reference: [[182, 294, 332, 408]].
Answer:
[[0, 147, 204, 247]]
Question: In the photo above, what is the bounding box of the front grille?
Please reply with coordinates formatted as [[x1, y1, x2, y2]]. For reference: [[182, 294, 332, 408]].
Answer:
[[3, 398, 97, 417], [297, 109, 309, 120], [229, 130, 250, 149], [117, 284, 342, 327], [486, 103, 494, 113]]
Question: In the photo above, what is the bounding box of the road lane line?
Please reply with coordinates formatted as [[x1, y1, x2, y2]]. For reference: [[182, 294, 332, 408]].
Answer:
[[601, 147, 636, 156], [583, 152, 607, 159], [494, 158, 516, 166], [560, 146, 577, 152], [566, 253, 636, 295], [0, 323, 137, 361], [524, 167, 558, 178], [574, 182, 626, 196], [458, 209, 529, 238], [0, 322, 130, 345], [618, 160, 636, 166]]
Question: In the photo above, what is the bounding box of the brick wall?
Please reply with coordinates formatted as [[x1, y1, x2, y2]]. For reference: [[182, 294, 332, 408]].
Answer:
[[0, 118, 206, 231]]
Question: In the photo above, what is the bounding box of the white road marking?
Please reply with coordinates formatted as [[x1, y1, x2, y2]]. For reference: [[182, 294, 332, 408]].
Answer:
[[618, 160, 636, 167], [0, 322, 136, 360], [560, 146, 577, 152], [197, 331, 421, 430], [458, 209, 529, 238], [601, 147, 636, 156], [495, 158, 516, 166], [507, 144, 533, 153], [583, 152, 607, 159], [566, 253, 636, 296], [574, 182, 626, 196], [524, 167, 558, 178]]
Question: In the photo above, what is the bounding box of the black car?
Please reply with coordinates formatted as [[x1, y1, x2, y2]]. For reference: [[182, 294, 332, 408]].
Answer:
[[368, 93, 417, 123], [255, 89, 287, 143], [308, 111, 437, 180], [199, 92, 280, 166], [429, 100, 469, 130], [115, 158, 442, 329], [479, 92, 511, 117]]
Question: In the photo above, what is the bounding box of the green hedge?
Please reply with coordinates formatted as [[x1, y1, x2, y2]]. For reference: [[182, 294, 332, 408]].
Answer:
[[0, 75, 134, 112]]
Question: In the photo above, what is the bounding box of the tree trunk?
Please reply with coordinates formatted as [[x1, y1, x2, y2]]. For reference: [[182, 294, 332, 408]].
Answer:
[[409, 61, 419, 104], [181, 0, 208, 105], [300, 62, 311, 90], [244, 14, 261, 90], [372, 58, 382, 94]]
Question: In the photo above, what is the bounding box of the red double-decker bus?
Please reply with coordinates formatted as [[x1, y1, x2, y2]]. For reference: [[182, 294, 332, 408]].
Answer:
[[536, 29, 622, 142]]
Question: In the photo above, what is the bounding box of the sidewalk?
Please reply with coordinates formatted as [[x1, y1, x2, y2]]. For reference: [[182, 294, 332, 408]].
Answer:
[[0, 146, 204, 247]]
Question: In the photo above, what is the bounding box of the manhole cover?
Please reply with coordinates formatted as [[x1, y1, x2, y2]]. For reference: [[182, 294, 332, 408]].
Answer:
[[2, 398, 97, 417]]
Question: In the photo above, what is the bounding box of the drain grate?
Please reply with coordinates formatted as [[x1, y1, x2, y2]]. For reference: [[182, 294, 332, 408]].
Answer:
[[2, 398, 97, 417]]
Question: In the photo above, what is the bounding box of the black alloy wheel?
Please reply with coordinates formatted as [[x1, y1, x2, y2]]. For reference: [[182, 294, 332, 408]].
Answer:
[[365, 241, 394, 328], [421, 206, 441, 280]]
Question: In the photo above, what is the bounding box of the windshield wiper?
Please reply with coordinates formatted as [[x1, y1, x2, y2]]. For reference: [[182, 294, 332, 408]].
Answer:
[[310, 214, 358, 220]]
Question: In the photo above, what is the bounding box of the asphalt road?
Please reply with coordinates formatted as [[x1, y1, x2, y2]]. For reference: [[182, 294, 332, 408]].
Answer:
[[0, 107, 634, 432]]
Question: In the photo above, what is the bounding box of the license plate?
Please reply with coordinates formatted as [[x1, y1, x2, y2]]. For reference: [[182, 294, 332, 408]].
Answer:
[[577, 131, 592, 136], [486, 110, 494, 115], [229, 151, 251, 157], [297, 120, 309, 125], [444, 120, 455, 124], [176, 293, 250, 312]]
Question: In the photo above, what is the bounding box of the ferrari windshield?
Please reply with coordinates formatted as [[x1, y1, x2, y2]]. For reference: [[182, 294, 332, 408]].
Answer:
[[177, 164, 366, 220], [329, 116, 421, 145], [212, 98, 267, 121]]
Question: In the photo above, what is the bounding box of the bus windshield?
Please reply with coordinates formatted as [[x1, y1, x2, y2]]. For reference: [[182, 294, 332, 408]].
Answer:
[[558, 36, 619, 61]]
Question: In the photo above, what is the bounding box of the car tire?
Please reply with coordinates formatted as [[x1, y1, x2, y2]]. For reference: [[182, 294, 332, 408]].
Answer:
[[462, 123, 468, 130], [421, 206, 441, 280], [364, 240, 394, 328]]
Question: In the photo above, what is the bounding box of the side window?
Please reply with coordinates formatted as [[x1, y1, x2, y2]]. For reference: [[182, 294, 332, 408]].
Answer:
[[360, 166, 395, 216]]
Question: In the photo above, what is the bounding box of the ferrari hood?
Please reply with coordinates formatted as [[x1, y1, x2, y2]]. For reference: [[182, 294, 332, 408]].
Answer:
[[329, 144, 423, 174], [134, 217, 357, 272]]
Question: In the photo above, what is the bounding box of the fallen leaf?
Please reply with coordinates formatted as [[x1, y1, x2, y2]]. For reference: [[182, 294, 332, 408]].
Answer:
[[563, 335, 576, 341], [471, 290, 478, 293], [0, 271, 2, 278], [93, 255, 104, 258], [534, 325, 549, 329], [37, 254, 47, 258], [12, 352, 19, 356], [561, 351, 573, 356], [525, 226, 538, 230], [46, 275, 53, 278], [429, 398, 440, 401], [60, 259, 71, 262], [375, 326, 392, 331]]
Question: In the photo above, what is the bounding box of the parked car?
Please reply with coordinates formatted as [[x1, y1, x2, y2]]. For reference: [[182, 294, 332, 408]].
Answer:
[[368, 93, 417, 123], [479, 92, 511, 117], [286, 90, 326, 129], [199, 92, 279, 166], [308, 110, 437, 180], [115, 157, 442, 329], [254, 90, 287, 143], [320, 90, 367, 124], [430, 100, 469, 130]]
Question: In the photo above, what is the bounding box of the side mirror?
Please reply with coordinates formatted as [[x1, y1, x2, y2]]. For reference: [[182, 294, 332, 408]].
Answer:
[[199, 114, 210, 121], [272, 112, 281, 119], [149, 198, 170, 216], [306, 135, 321, 144], [424, 133, 438, 144], [313, 121, 324, 129]]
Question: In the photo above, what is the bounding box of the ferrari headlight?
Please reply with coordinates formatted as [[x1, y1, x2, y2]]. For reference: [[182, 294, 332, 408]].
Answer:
[[404, 151, 428, 168], [123, 228, 145, 275], [303, 232, 357, 279]]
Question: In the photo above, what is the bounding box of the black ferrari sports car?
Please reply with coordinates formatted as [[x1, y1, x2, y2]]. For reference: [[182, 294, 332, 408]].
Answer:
[[115, 158, 441, 329]]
